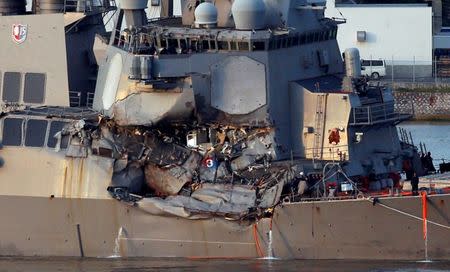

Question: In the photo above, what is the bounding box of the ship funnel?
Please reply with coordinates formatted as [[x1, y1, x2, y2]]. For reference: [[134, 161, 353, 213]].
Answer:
[[120, 0, 148, 28], [0, 0, 26, 15], [231, 0, 267, 30], [194, 2, 218, 28], [344, 48, 362, 78]]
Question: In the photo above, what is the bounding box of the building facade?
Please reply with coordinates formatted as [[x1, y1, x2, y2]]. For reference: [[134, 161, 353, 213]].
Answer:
[[325, 0, 433, 79]]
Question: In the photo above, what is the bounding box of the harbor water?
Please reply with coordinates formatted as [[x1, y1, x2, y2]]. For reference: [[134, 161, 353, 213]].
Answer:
[[398, 121, 450, 167], [1, 257, 449, 272]]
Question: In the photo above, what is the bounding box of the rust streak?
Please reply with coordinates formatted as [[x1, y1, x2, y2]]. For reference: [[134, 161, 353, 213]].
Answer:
[[62, 165, 68, 197], [78, 159, 85, 197]]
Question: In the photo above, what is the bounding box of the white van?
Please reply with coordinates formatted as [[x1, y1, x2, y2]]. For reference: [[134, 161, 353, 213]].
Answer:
[[361, 59, 386, 79]]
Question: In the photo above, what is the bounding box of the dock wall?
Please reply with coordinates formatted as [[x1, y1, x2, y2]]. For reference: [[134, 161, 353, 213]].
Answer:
[[393, 90, 450, 120]]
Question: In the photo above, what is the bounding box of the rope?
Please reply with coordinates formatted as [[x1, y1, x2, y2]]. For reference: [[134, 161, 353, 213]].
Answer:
[[368, 198, 450, 230]]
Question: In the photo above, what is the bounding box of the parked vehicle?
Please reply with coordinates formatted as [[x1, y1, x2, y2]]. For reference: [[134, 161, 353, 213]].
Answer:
[[361, 59, 386, 79]]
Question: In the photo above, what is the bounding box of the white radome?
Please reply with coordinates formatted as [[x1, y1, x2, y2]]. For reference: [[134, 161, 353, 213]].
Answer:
[[194, 2, 218, 26]]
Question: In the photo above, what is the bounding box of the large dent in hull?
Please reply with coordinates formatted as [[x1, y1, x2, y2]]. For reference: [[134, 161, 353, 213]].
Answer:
[[112, 90, 195, 126], [59, 117, 295, 218], [136, 189, 255, 219]]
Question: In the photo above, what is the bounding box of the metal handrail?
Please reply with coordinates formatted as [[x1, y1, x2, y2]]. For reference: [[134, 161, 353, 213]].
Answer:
[[86, 92, 95, 108], [69, 91, 95, 108], [349, 101, 409, 125], [304, 144, 349, 161], [69, 91, 82, 107]]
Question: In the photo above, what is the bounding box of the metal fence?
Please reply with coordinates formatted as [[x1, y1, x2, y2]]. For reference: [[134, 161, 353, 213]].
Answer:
[[349, 101, 411, 125], [363, 56, 450, 86]]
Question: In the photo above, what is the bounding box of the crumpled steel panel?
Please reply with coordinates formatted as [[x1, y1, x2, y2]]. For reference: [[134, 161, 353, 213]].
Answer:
[[210, 56, 266, 115]]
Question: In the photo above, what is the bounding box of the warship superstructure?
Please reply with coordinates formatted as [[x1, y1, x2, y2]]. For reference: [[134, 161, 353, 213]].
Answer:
[[0, 0, 448, 259]]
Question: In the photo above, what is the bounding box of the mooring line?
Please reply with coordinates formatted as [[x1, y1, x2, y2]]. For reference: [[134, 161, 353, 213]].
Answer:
[[368, 199, 450, 230]]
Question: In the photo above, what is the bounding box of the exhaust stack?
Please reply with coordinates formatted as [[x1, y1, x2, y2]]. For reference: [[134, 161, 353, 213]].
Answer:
[[120, 0, 148, 28], [344, 48, 362, 78]]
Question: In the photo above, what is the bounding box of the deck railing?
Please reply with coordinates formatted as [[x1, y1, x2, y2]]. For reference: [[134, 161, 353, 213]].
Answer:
[[349, 101, 411, 126], [69, 91, 95, 108], [304, 144, 349, 161]]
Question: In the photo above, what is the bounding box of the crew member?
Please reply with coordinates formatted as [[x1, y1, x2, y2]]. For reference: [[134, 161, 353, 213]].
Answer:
[[425, 152, 436, 173], [411, 171, 419, 196]]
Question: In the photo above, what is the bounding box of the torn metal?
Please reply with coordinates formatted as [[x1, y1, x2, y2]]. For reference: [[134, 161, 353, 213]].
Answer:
[[57, 118, 304, 220]]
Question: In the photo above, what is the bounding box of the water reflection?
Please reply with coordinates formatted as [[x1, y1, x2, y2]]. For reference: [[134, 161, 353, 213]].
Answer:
[[1, 258, 449, 272]]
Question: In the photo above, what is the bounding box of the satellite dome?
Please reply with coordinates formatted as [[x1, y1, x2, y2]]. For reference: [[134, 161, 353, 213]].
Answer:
[[194, 2, 218, 28], [231, 0, 267, 30]]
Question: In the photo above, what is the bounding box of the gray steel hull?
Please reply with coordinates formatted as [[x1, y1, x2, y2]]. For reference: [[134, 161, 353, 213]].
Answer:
[[0, 194, 448, 260]]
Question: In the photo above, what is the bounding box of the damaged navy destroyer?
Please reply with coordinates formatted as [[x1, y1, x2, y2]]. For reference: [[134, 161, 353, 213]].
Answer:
[[0, 0, 449, 260]]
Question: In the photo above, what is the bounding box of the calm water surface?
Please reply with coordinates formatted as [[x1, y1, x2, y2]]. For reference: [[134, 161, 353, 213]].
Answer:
[[398, 121, 450, 165], [0, 258, 449, 272]]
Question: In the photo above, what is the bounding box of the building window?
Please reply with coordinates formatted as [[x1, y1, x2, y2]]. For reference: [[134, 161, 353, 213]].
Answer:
[[268, 40, 276, 50], [218, 41, 228, 50], [209, 40, 216, 50], [238, 42, 249, 51], [252, 41, 265, 51], [25, 119, 48, 147], [202, 40, 210, 50], [190, 40, 199, 51], [230, 41, 237, 51], [2, 118, 23, 146], [168, 39, 178, 49]]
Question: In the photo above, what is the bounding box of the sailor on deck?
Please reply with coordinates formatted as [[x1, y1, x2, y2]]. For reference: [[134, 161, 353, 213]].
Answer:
[[411, 171, 419, 196]]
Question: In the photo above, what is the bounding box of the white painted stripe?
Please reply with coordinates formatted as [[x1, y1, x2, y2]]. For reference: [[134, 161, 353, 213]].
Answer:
[[120, 237, 254, 245]]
